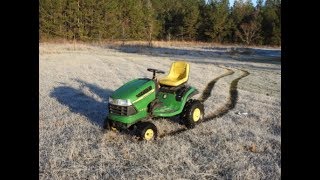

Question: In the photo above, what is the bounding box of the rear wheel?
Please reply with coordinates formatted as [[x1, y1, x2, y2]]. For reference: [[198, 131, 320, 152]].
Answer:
[[136, 122, 158, 141], [181, 99, 204, 128]]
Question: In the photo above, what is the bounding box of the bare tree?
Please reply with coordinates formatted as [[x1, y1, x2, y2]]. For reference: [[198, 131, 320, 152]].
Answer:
[[235, 8, 263, 46], [236, 21, 260, 45]]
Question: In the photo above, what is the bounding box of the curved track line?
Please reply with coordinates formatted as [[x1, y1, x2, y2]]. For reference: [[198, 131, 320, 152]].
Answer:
[[158, 67, 234, 138], [202, 69, 250, 122], [199, 68, 234, 102], [159, 68, 250, 138]]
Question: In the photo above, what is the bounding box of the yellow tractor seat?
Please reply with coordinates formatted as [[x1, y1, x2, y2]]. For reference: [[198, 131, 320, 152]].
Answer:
[[159, 61, 190, 87]]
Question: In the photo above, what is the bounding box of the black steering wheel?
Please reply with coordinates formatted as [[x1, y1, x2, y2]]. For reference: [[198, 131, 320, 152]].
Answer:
[[147, 68, 165, 79]]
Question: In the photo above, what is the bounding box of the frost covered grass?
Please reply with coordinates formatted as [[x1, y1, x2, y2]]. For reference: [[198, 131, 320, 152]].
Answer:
[[39, 43, 281, 179]]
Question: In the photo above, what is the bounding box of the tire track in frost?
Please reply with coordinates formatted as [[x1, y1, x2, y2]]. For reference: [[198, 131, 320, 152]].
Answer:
[[159, 68, 250, 139], [202, 69, 250, 121], [158, 67, 234, 138], [198, 67, 234, 102]]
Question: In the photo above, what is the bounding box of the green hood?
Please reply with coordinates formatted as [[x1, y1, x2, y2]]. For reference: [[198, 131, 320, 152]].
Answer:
[[111, 78, 154, 101]]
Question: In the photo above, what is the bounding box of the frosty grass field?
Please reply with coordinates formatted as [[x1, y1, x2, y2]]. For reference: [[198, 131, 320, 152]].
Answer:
[[39, 42, 281, 179]]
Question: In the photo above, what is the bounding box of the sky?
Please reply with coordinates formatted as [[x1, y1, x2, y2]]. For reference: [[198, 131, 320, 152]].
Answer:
[[207, 0, 260, 7], [229, 0, 259, 6]]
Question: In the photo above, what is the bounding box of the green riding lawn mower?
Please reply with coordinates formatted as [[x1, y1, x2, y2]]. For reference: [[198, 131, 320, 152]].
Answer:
[[103, 61, 204, 141]]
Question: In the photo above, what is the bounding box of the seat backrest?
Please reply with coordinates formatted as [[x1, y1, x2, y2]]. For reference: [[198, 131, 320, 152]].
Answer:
[[169, 61, 189, 80]]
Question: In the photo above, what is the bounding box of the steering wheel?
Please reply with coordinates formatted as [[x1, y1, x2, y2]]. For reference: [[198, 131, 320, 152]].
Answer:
[[147, 68, 165, 74], [147, 68, 165, 79]]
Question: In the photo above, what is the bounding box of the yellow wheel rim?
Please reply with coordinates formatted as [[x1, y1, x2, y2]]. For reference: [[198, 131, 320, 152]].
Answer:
[[144, 129, 154, 140], [193, 108, 201, 122]]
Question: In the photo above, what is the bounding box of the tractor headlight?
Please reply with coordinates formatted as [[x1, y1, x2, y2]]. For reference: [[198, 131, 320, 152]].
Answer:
[[109, 97, 132, 106]]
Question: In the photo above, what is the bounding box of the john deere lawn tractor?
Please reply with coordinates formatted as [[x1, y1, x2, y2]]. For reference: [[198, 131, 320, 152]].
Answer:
[[103, 61, 204, 141]]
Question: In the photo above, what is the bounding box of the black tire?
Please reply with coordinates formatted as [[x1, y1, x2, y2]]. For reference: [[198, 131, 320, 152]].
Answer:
[[103, 117, 111, 131], [102, 118, 117, 132], [181, 99, 204, 129], [136, 122, 158, 141]]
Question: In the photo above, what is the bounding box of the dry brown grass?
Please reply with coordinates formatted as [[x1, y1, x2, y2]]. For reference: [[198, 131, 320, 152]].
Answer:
[[40, 39, 281, 49], [40, 43, 281, 179]]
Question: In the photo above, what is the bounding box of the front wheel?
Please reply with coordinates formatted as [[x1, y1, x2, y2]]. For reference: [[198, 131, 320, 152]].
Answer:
[[181, 99, 204, 129], [102, 118, 118, 132], [136, 122, 158, 141]]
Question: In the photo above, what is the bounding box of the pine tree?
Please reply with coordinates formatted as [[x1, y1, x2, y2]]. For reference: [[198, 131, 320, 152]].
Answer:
[[39, 0, 52, 39], [182, 0, 200, 41], [38, 0, 281, 46], [40, 0, 67, 39], [197, 0, 213, 41], [261, 0, 281, 45], [205, 0, 232, 43], [142, 0, 160, 46], [62, 0, 83, 40], [166, 1, 185, 40], [103, 0, 122, 40], [116, 0, 146, 42]]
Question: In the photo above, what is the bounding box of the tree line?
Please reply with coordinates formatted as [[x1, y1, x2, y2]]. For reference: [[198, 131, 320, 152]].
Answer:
[[40, 0, 281, 46]]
